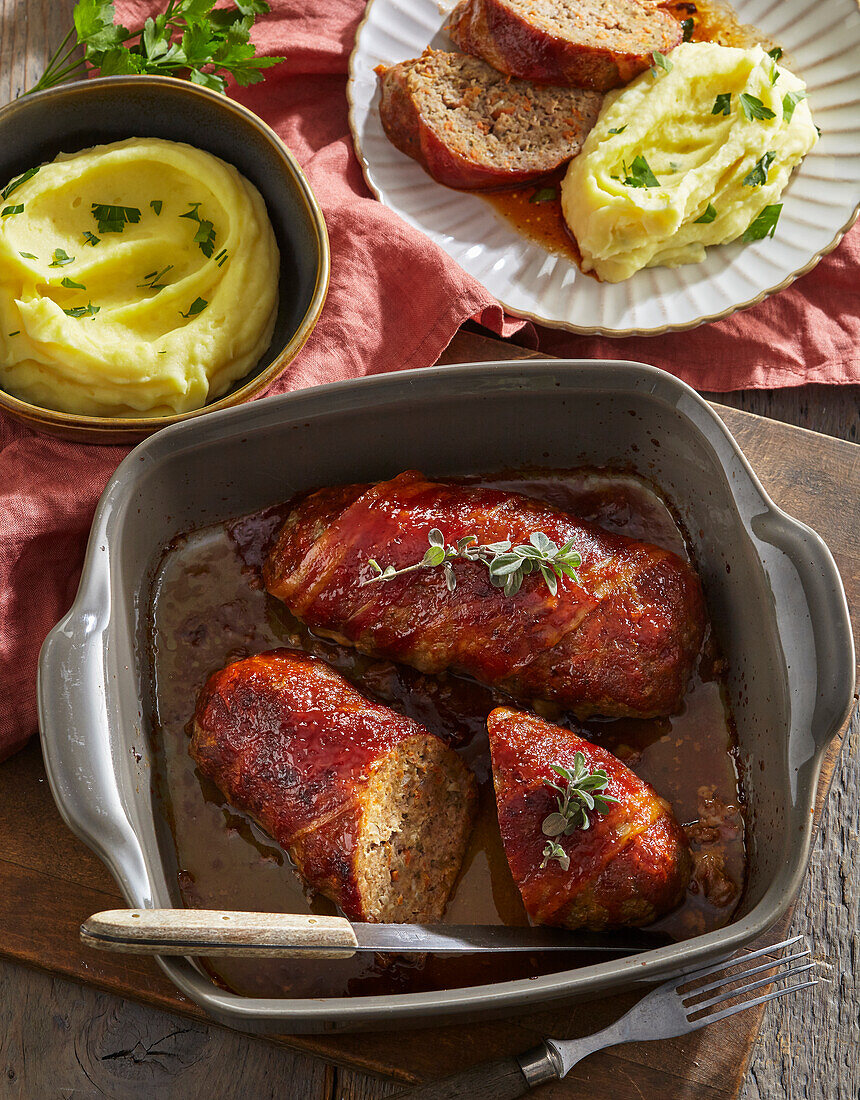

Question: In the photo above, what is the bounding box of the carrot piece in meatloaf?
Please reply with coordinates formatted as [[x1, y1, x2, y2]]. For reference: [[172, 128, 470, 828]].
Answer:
[[488, 707, 691, 929], [191, 649, 477, 923], [449, 0, 684, 91], [376, 49, 602, 189]]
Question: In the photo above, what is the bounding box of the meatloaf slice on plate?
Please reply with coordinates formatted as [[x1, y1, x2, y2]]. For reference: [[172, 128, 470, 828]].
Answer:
[[376, 49, 602, 189], [191, 649, 477, 923], [448, 0, 684, 91]]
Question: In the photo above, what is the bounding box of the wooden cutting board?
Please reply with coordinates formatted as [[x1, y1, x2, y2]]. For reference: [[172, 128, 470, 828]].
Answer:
[[2, 332, 858, 1099]]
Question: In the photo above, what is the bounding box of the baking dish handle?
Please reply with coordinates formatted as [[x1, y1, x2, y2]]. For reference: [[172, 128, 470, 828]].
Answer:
[[37, 569, 153, 906], [751, 508, 856, 752]]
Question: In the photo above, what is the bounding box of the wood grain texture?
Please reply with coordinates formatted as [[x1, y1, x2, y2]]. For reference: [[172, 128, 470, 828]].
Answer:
[[2, 2, 859, 1097]]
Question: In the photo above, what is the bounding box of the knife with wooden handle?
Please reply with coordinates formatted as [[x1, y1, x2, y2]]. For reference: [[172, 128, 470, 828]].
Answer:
[[80, 909, 672, 957]]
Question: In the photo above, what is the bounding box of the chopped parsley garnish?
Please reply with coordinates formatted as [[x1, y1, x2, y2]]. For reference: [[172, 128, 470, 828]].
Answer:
[[91, 203, 141, 234], [180, 203, 203, 221], [213, 248, 229, 267], [1, 166, 39, 201], [768, 62, 780, 86], [181, 202, 218, 257], [767, 47, 784, 61], [1, 204, 23, 217], [782, 89, 807, 124], [138, 265, 174, 290], [180, 297, 208, 318], [62, 302, 100, 318], [529, 187, 557, 204], [82, 231, 101, 246], [608, 125, 627, 135], [622, 155, 660, 188], [19, 251, 37, 260], [742, 151, 776, 187], [650, 50, 673, 76], [741, 203, 782, 242], [694, 203, 718, 224], [681, 17, 694, 42], [49, 248, 75, 267], [8, 331, 20, 337], [60, 276, 86, 289], [150, 200, 163, 215], [739, 93, 776, 121], [712, 93, 732, 116]]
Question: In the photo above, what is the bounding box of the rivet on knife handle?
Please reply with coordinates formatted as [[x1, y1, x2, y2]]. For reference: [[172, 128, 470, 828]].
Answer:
[[80, 909, 359, 958]]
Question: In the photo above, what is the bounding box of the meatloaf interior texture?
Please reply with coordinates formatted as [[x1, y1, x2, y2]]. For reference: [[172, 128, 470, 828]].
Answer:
[[488, 707, 692, 929], [191, 649, 477, 923], [448, 0, 684, 90], [376, 49, 602, 189]]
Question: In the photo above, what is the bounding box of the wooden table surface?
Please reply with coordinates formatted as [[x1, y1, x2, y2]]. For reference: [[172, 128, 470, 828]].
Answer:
[[2, 3, 858, 1097]]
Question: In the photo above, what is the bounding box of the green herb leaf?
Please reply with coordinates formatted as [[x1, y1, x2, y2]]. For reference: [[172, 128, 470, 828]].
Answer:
[[622, 154, 660, 188], [62, 301, 100, 318], [767, 46, 783, 61], [739, 92, 776, 121], [741, 203, 782, 242], [681, 17, 694, 41], [815, 124, 821, 138], [1, 204, 23, 217], [193, 218, 217, 257], [138, 265, 174, 290], [60, 276, 86, 289], [150, 199, 163, 215], [49, 248, 75, 267], [650, 50, 673, 76], [529, 187, 557, 204], [539, 752, 619, 857], [1, 166, 40, 201], [19, 251, 37, 260], [180, 296, 208, 317], [742, 150, 776, 187], [91, 202, 141, 234], [608, 125, 627, 135], [782, 88, 807, 124], [213, 247, 229, 267], [180, 202, 203, 221], [540, 839, 570, 872], [694, 202, 718, 224], [712, 93, 732, 116], [82, 231, 101, 246], [768, 61, 780, 85]]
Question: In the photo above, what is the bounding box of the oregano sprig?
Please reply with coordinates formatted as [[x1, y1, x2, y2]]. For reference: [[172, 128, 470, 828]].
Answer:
[[540, 754, 619, 869], [364, 528, 582, 598]]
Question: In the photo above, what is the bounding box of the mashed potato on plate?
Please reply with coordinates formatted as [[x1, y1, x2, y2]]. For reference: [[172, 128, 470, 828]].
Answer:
[[0, 138, 279, 416], [561, 42, 817, 282]]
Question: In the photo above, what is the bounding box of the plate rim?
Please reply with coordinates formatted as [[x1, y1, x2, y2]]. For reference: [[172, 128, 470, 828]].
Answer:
[[346, 0, 860, 337]]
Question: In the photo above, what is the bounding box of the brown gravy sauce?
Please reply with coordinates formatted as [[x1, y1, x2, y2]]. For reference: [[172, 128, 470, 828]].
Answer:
[[481, 1, 779, 264], [146, 470, 745, 999]]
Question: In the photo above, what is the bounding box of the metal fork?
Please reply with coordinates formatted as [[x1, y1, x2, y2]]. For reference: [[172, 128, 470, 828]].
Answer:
[[390, 935, 817, 1099]]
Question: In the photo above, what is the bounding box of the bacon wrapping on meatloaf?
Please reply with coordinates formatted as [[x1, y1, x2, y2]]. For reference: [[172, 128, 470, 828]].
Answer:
[[191, 649, 477, 923], [488, 707, 692, 928], [263, 471, 706, 719], [448, 0, 684, 92], [376, 49, 602, 190]]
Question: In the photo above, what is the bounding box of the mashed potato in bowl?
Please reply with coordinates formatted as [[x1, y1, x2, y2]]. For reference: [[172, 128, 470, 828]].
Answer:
[[562, 42, 818, 283], [0, 138, 279, 416]]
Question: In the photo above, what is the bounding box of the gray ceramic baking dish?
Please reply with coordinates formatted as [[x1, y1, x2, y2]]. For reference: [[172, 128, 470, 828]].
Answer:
[[37, 359, 855, 1034]]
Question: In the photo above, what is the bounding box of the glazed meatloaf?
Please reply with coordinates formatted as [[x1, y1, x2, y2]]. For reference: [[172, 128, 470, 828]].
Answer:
[[191, 649, 477, 923], [488, 707, 692, 928], [376, 49, 602, 189], [263, 470, 707, 719], [448, 0, 684, 91]]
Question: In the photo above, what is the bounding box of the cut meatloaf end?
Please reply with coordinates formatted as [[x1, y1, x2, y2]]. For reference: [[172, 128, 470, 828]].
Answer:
[[191, 649, 478, 923], [376, 49, 602, 190], [448, 0, 684, 92]]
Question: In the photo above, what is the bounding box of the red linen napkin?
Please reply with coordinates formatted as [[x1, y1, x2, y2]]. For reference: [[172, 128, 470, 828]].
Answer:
[[1, 0, 858, 762]]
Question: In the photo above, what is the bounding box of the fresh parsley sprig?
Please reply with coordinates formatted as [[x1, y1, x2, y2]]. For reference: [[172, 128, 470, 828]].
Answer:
[[25, 0, 284, 98], [742, 150, 776, 187], [92, 203, 141, 234], [540, 754, 619, 869], [364, 528, 583, 599], [739, 92, 776, 122]]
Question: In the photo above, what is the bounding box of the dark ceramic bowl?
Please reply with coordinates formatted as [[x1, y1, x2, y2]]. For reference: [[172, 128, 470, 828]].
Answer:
[[0, 76, 329, 444]]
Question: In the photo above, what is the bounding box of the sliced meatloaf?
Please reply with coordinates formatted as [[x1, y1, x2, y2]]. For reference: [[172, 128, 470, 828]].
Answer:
[[448, 0, 684, 92], [376, 49, 602, 189], [191, 649, 478, 923]]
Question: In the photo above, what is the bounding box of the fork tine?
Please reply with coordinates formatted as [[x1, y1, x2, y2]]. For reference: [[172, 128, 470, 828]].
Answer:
[[686, 961, 816, 1013], [675, 935, 804, 990], [687, 949, 811, 997], [692, 979, 819, 1026]]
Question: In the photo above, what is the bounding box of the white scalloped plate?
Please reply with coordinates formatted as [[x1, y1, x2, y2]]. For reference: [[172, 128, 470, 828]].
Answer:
[[348, 0, 860, 335]]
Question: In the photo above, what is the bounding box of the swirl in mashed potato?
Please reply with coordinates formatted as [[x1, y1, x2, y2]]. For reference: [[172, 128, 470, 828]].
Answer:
[[561, 43, 818, 282], [0, 138, 279, 416]]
